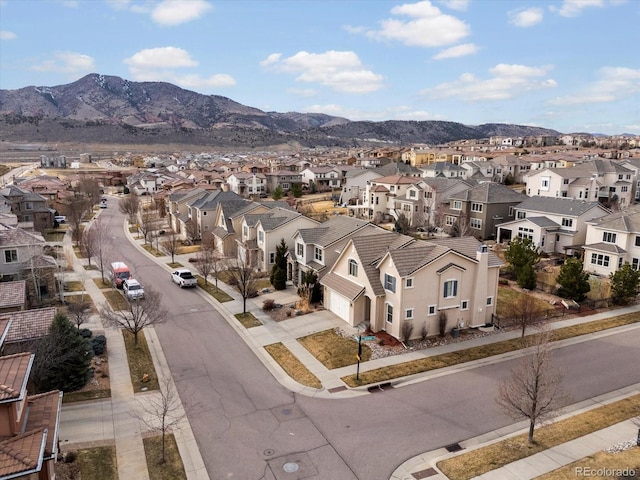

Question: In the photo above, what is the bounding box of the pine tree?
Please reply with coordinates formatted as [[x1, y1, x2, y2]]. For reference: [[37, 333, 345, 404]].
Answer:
[[272, 185, 284, 200], [556, 258, 590, 302], [610, 263, 640, 305], [504, 238, 540, 288], [270, 238, 288, 290]]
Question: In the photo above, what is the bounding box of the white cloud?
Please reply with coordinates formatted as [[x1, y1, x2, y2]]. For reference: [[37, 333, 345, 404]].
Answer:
[[508, 7, 544, 27], [549, 66, 640, 105], [262, 50, 384, 94], [303, 104, 445, 121], [552, 0, 604, 17], [0, 30, 17, 40], [31, 51, 95, 75], [124, 47, 198, 71], [432, 43, 478, 60], [437, 0, 470, 11], [174, 73, 235, 89], [342, 24, 367, 34], [151, 0, 212, 26], [366, 1, 470, 47], [426, 63, 556, 101]]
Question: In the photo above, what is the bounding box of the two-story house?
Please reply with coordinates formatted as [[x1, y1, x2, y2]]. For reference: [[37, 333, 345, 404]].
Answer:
[[582, 204, 640, 276], [360, 174, 422, 223], [300, 167, 342, 192], [446, 183, 527, 240], [166, 188, 209, 237], [0, 186, 55, 233], [187, 190, 249, 240], [320, 234, 502, 340], [226, 172, 267, 197], [264, 170, 303, 194], [495, 196, 610, 255], [289, 216, 385, 285], [237, 207, 319, 272]]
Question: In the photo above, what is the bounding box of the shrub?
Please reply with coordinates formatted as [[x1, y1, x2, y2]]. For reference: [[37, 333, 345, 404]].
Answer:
[[64, 451, 77, 463], [91, 335, 107, 355], [420, 322, 428, 340], [439, 312, 448, 337], [401, 321, 414, 343], [499, 278, 509, 285], [79, 328, 93, 339], [262, 299, 276, 311]]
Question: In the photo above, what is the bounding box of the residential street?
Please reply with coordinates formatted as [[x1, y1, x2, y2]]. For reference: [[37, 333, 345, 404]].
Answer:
[[98, 204, 640, 480]]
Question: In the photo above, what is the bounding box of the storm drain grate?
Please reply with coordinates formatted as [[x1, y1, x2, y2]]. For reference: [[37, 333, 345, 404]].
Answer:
[[444, 443, 463, 453], [367, 382, 393, 393]]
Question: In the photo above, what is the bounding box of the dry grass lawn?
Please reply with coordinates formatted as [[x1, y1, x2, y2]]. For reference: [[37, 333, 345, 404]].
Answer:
[[235, 312, 262, 328], [122, 330, 159, 392], [143, 434, 187, 480], [142, 244, 163, 256], [56, 445, 117, 480], [437, 394, 640, 480], [264, 343, 322, 389], [93, 278, 112, 289], [167, 262, 183, 268], [64, 294, 97, 312], [342, 312, 640, 387], [537, 446, 640, 479], [299, 329, 372, 370], [196, 276, 233, 302], [177, 245, 201, 254], [496, 286, 554, 317], [103, 290, 128, 310], [65, 280, 84, 292]]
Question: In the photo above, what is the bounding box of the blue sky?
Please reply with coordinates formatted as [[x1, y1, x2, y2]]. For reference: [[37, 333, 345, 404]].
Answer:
[[1, 0, 638, 135]]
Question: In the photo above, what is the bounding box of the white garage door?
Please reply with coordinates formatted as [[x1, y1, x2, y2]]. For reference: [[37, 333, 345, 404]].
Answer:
[[326, 290, 350, 323]]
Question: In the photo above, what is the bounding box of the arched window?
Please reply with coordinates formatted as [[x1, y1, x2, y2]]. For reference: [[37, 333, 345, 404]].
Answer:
[[348, 259, 358, 277]]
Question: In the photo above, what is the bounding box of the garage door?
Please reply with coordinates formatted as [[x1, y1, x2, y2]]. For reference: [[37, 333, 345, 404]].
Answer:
[[326, 290, 350, 323]]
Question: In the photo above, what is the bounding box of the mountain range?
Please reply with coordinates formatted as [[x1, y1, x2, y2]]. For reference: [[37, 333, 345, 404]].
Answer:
[[0, 73, 561, 149]]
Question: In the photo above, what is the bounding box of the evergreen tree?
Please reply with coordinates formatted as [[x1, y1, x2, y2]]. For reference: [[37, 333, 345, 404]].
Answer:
[[270, 238, 288, 290], [556, 257, 591, 302], [504, 238, 540, 287], [30, 313, 93, 393], [394, 213, 410, 234], [610, 263, 640, 305], [291, 183, 303, 198], [272, 185, 284, 200]]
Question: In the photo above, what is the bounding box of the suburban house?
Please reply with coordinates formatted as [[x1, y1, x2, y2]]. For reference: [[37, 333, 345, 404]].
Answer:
[[15, 175, 71, 213], [357, 174, 422, 224], [320, 234, 502, 340], [187, 190, 250, 241], [419, 162, 467, 179], [0, 219, 59, 304], [340, 162, 421, 207], [495, 196, 610, 255], [445, 183, 527, 240], [126, 170, 177, 196], [289, 216, 385, 285], [491, 154, 533, 184], [582, 204, 640, 276], [226, 172, 267, 197], [0, 186, 55, 233], [264, 170, 303, 194], [0, 318, 63, 480], [1, 306, 57, 354], [300, 167, 342, 192], [420, 177, 477, 229], [166, 188, 208, 238], [237, 207, 319, 272], [459, 161, 504, 183]]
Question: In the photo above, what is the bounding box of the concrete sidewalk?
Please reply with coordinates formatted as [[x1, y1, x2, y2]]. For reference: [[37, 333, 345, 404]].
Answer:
[[59, 210, 640, 480]]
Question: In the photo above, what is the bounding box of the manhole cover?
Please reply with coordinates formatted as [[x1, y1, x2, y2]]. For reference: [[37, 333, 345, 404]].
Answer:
[[283, 462, 299, 473], [263, 449, 275, 456]]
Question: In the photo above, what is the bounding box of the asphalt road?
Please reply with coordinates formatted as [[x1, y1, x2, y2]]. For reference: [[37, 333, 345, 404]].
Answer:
[[100, 203, 640, 480]]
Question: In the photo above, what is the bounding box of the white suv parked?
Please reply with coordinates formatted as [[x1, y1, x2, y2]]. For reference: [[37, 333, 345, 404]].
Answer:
[[123, 278, 145, 300]]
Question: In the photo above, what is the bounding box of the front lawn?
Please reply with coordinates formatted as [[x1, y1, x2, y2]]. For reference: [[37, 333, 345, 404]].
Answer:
[[122, 330, 159, 393], [299, 329, 372, 370], [143, 434, 187, 480], [264, 343, 322, 389], [196, 276, 233, 302], [103, 290, 128, 310], [57, 445, 117, 480], [235, 312, 262, 328]]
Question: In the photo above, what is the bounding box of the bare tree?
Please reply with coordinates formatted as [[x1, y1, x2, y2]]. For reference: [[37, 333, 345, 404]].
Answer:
[[227, 256, 259, 314], [119, 194, 140, 224], [67, 196, 88, 246], [80, 226, 94, 268], [496, 328, 571, 444], [87, 219, 111, 283], [77, 177, 102, 208], [152, 195, 166, 218], [504, 293, 547, 338], [194, 239, 216, 286], [185, 219, 199, 245], [138, 208, 158, 245], [101, 288, 167, 347], [132, 378, 190, 464], [67, 301, 90, 329], [161, 231, 181, 264]]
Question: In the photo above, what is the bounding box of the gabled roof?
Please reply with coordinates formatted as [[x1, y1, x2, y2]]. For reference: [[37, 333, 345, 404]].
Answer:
[[167, 187, 207, 203], [244, 207, 310, 231], [0, 352, 33, 403], [0, 428, 47, 478], [296, 216, 375, 247], [583, 242, 627, 254], [0, 281, 26, 309], [5, 307, 57, 344], [0, 225, 46, 247], [426, 236, 503, 268], [320, 273, 365, 301], [450, 182, 527, 204], [25, 390, 63, 460], [190, 190, 244, 210], [585, 204, 640, 232], [372, 174, 421, 185], [515, 196, 607, 217]]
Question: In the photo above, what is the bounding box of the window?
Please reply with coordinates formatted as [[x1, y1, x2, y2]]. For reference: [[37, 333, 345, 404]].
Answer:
[[561, 218, 573, 227], [609, 186, 616, 193], [619, 257, 624, 268], [296, 243, 304, 256], [243, 225, 248, 237], [486, 296, 493, 306], [632, 258, 639, 270], [470, 218, 482, 229], [461, 300, 469, 310], [590, 253, 610, 267], [428, 305, 436, 316], [517, 211, 526, 219], [269, 252, 275, 264], [443, 279, 458, 298], [409, 190, 416, 198], [405, 277, 414, 288], [621, 186, 629, 193], [384, 273, 396, 293], [314, 247, 323, 262], [386, 303, 394, 323], [25, 202, 33, 210], [563, 178, 569, 184], [258, 231, 264, 242], [4, 249, 18, 263], [635, 236, 640, 247], [471, 202, 483, 213], [348, 259, 358, 277], [602, 232, 617, 243], [405, 308, 414, 320], [508, 206, 514, 217], [518, 226, 534, 240], [541, 177, 550, 190], [282, 183, 290, 190], [452, 200, 462, 210], [446, 215, 457, 226]]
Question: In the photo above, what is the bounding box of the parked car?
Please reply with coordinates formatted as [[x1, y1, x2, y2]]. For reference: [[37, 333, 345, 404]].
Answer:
[[99, 202, 107, 209], [54, 215, 66, 224], [109, 261, 131, 289], [123, 278, 144, 300], [171, 268, 197, 288]]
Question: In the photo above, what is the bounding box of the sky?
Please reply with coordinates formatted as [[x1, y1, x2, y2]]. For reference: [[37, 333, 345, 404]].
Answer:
[[0, 0, 639, 135]]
